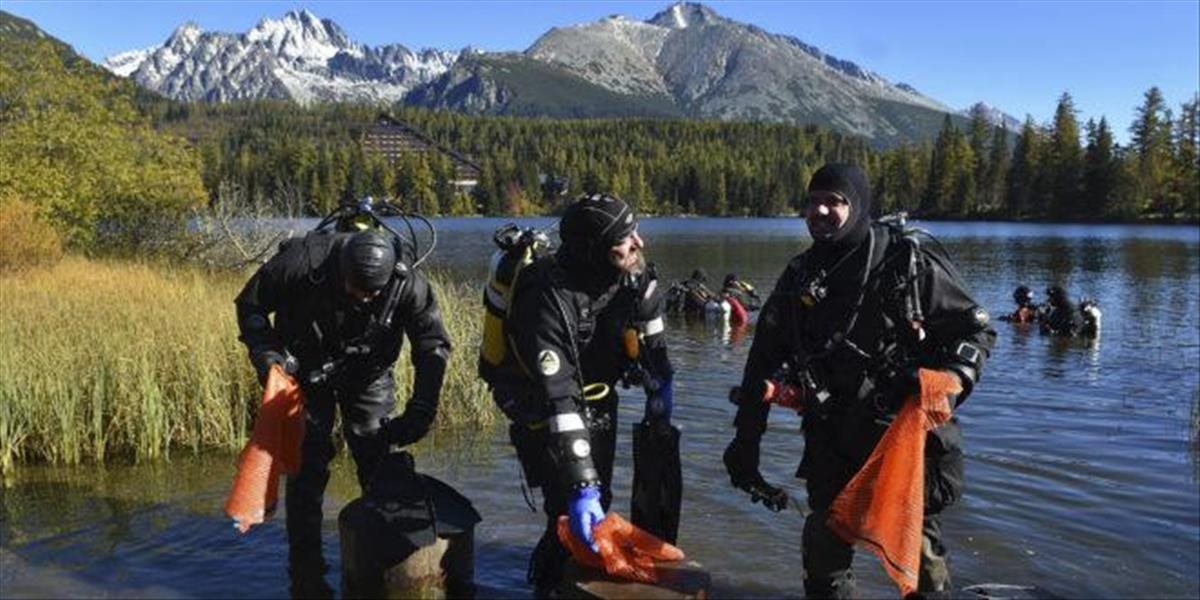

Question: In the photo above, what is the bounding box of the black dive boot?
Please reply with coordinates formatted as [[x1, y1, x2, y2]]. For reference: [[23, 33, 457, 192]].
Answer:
[[528, 531, 569, 599]]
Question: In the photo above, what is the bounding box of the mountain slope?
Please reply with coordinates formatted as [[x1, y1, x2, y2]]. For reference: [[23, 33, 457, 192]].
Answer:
[[2, 9, 79, 60], [104, 9, 458, 103], [416, 2, 973, 146], [407, 53, 683, 118], [1, 9, 170, 109], [96, 3, 1015, 146]]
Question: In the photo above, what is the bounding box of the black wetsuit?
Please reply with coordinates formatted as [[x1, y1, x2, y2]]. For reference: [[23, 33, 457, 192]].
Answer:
[[669, 277, 717, 318], [1040, 300, 1079, 336], [732, 222, 996, 597], [495, 248, 671, 594], [234, 231, 451, 586]]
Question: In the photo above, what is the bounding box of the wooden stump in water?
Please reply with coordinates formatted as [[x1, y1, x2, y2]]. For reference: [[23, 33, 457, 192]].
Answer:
[[558, 560, 711, 599], [339, 496, 478, 599], [381, 537, 449, 598], [338, 451, 480, 599]]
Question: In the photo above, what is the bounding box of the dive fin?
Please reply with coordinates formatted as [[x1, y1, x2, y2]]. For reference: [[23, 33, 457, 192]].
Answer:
[[630, 420, 682, 544]]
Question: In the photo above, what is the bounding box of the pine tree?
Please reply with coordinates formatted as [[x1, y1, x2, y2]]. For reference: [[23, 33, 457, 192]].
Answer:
[[1083, 117, 1120, 219], [713, 170, 729, 217], [1171, 95, 1199, 220], [984, 124, 1010, 215], [1130, 86, 1174, 216], [471, 162, 499, 216], [967, 104, 992, 210], [880, 144, 922, 213], [1007, 116, 1043, 219], [924, 115, 973, 216], [1048, 92, 1083, 219]]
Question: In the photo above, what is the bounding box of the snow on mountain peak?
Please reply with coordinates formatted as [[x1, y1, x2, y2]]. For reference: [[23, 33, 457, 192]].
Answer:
[[648, 2, 720, 30], [290, 9, 320, 24], [670, 4, 688, 28], [103, 47, 155, 77], [166, 22, 202, 49], [104, 9, 457, 104], [246, 9, 351, 62]]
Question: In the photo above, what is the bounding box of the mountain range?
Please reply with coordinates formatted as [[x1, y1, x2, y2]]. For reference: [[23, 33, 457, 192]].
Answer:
[[92, 3, 1013, 146], [102, 9, 457, 104]]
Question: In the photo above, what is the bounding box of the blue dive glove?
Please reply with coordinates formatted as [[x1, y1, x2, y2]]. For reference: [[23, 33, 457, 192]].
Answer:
[[568, 485, 606, 552], [644, 374, 674, 422]]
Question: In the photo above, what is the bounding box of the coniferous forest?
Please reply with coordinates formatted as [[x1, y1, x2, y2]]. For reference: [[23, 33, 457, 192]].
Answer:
[[2, 33, 1198, 262], [155, 92, 1199, 225]]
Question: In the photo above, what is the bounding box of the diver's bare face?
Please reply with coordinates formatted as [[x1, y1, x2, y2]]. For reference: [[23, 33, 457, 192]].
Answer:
[[608, 229, 645, 275], [806, 191, 851, 241]]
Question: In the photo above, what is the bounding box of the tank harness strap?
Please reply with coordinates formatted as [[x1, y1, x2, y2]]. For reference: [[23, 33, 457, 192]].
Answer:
[[800, 224, 934, 375]]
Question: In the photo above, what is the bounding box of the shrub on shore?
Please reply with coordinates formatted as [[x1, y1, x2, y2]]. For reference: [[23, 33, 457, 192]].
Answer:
[[0, 257, 495, 473], [0, 196, 64, 274]]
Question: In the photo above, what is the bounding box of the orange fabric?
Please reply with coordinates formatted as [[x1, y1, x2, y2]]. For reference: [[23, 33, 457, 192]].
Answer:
[[224, 364, 306, 534], [826, 368, 961, 597], [556, 512, 685, 584]]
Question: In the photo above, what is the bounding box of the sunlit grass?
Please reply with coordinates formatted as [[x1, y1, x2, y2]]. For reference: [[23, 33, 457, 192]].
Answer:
[[0, 257, 496, 473]]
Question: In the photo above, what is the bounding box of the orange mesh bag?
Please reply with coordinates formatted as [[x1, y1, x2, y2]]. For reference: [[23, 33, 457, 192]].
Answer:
[[826, 368, 960, 597], [556, 512, 685, 583], [224, 364, 306, 533]]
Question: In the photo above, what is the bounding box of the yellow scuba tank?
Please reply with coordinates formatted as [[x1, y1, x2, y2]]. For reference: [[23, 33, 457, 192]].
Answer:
[[479, 224, 550, 379]]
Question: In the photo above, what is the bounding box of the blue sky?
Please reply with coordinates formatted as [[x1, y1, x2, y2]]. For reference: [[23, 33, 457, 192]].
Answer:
[[5, 1, 1198, 143]]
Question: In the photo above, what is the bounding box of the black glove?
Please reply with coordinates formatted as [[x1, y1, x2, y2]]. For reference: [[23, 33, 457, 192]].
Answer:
[[382, 406, 435, 447], [869, 364, 919, 414], [723, 437, 788, 512], [251, 349, 297, 385]]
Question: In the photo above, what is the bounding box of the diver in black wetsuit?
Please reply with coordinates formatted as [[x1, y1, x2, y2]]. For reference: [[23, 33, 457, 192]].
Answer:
[[236, 227, 451, 599], [724, 164, 995, 598]]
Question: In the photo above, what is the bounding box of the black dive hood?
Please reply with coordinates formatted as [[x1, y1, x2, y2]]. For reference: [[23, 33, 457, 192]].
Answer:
[[339, 230, 397, 293], [807, 163, 873, 252], [557, 193, 638, 285]]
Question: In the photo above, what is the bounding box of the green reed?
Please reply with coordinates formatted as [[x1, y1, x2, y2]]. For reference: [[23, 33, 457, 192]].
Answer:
[[0, 258, 497, 473]]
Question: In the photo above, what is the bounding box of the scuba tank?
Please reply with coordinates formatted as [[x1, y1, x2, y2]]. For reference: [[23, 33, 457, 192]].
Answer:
[[338, 450, 481, 599], [478, 223, 551, 380]]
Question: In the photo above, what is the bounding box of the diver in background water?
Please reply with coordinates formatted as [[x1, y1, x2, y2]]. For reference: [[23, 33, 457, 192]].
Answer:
[[1039, 285, 1079, 337], [722, 273, 762, 312], [1002, 285, 1039, 324]]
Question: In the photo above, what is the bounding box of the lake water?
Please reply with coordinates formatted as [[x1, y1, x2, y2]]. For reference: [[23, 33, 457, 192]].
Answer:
[[3, 219, 1198, 598]]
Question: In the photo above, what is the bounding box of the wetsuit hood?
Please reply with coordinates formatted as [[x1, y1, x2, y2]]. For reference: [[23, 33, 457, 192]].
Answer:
[[807, 163, 873, 253], [338, 230, 396, 293], [1046, 285, 1069, 308], [558, 193, 637, 285]]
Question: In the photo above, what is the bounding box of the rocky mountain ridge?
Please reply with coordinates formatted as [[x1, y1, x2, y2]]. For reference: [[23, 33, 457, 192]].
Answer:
[[98, 3, 1015, 145], [103, 9, 458, 103]]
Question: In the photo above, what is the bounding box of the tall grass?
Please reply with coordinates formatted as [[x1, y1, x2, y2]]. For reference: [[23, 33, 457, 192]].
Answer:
[[0, 258, 496, 473]]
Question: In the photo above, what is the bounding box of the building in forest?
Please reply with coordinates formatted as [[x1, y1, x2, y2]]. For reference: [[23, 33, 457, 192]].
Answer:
[[361, 114, 482, 193]]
